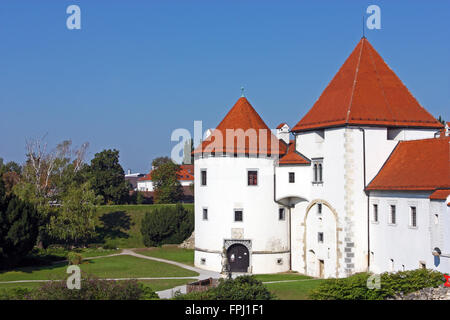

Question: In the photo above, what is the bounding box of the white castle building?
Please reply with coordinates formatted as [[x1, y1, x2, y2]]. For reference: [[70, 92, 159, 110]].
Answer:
[[193, 38, 450, 278]]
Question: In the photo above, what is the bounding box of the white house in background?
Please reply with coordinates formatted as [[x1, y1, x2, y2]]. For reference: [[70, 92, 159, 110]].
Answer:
[[193, 37, 449, 277], [137, 164, 194, 192]]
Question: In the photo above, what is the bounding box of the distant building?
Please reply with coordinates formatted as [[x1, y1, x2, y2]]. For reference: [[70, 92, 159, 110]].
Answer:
[[125, 169, 145, 191], [137, 164, 194, 192]]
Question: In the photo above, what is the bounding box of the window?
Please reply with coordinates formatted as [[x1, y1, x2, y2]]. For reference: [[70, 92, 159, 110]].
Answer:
[[289, 172, 295, 183], [234, 210, 243, 222], [200, 258, 206, 265], [318, 232, 324, 243], [317, 203, 322, 214], [279, 208, 285, 220], [201, 170, 207, 186], [420, 262, 426, 269], [434, 214, 439, 225], [373, 204, 378, 222], [410, 206, 417, 227], [389, 205, 396, 224], [202, 208, 208, 220], [312, 159, 323, 183], [248, 170, 258, 186]]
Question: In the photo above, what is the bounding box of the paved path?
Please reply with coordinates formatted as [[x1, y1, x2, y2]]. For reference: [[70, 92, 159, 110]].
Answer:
[[121, 249, 221, 299]]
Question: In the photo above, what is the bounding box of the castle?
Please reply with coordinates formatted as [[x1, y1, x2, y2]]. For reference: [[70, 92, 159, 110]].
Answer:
[[192, 38, 449, 278]]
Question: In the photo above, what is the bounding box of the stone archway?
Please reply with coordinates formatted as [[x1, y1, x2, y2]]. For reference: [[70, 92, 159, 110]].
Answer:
[[302, 199, 341, 278]]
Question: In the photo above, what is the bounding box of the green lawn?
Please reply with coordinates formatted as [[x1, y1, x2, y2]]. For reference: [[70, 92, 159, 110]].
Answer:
[[264, 279, 325, 300], [0, 255, 198, 282], [134, 245, 194, 266], [139, 279, 196, 292], [95, 204, 194, 248], [253, 273, 313, 282]]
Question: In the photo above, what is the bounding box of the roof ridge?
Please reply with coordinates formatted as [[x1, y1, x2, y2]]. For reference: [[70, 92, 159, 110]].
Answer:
[[366, 40, 395, 123], [346, 38, 364, 123]]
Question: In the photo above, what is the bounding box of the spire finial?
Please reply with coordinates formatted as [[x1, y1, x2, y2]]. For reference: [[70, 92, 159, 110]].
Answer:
[[240, 86, 245, 97], [362, 15, 366, 39]]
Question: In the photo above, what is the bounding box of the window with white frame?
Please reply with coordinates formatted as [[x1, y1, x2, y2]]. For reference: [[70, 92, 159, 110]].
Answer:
[[201, 169, 207, 186], [312, 159, 323, 183], [279, 208, 285, 220], [234, 209, 243, 222], [410, 206, 417, 227], [389, 205, 396, 225], [373, 204, 378, 222], [247, 170, 258, 186], [289, 172, 295, 183], [318, 232, 324, 243], [202, 208, 208, 220]]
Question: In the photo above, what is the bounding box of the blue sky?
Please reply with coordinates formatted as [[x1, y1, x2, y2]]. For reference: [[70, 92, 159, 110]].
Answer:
[[0, 0, 449, 173]]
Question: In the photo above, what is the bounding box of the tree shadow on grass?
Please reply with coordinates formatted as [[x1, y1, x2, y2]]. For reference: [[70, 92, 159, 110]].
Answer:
[[95, 211, 133, 243]]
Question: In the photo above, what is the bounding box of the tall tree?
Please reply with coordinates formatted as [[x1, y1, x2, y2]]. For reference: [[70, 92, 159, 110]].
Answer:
[[0, 178, 40, 267], [87, 149, 129, 204], [151, 160, 183, 204], [48, 183, 99, 247]]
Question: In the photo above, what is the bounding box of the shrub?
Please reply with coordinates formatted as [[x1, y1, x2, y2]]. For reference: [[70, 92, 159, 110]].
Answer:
[[173, 275, 275, 300], [0, 287, 32, 300], [67, 252, 83, 265], [309, 269, 445, 300], [141, 204, 194, 247], [27, 276, 159, 300]]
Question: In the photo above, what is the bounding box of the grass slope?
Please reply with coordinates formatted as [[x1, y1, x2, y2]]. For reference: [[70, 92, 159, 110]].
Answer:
[[264, 279, 325, 300], [0, 255, 198, 282], [95, 204, 194, 248], [134, 245, 194, 266]]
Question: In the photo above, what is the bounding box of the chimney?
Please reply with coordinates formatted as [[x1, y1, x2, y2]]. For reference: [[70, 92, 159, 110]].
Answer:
[[276, 123, 290, 144]]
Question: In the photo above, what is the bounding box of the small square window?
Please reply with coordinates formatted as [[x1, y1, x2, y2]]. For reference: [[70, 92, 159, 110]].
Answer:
[[248, 170, 258, 186], [200, 258, 206, 265], [234, 210, 243, 222], [289, 172, 295, 183], [201, 170, 207, 186], [279, 208, 285, 220], [203, 208, 208, 220], [318, 232, 324, 243]]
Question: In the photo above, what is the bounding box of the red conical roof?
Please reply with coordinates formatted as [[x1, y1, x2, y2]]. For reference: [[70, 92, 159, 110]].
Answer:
[[292, 38, 443, 132], [193, 97, 287, 155]]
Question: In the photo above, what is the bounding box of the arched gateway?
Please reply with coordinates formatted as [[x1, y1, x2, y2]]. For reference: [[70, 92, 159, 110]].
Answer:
[[227, 244, 250, 272]]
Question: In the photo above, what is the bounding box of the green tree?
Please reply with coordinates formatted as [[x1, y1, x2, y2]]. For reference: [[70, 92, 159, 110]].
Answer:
[[87, 149, 129, 204], [141, 204, 193, 247], [151, 160, 183, 204], [0, 179, 40, 267], [152, 156, 172, 168], [47, 183, 100, 247]]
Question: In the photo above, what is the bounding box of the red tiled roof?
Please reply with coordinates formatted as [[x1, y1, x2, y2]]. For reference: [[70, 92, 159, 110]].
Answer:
[[279, 140, 310, 165], [367, 137, 450, 191], [429, 189, 450, 200], [292, 38, 443, 132], [193, 97, 287, 155], [138, 164, 194, 181]]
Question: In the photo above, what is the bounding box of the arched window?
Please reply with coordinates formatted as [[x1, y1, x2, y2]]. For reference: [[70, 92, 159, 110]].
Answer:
[[318, 164, 322, 182], [313, 164, 318, 182]]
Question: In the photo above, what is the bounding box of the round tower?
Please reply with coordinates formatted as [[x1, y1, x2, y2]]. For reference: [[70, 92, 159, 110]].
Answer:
[[193, 96, 291, 274]]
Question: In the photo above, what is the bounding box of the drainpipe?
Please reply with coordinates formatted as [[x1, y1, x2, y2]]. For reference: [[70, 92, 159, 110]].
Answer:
[[273, 169, 292, 271], [357, 127, 370, 272]]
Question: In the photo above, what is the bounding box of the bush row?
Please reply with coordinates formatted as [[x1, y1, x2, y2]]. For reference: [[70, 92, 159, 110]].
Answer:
[[309, 269, 446, 300]]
